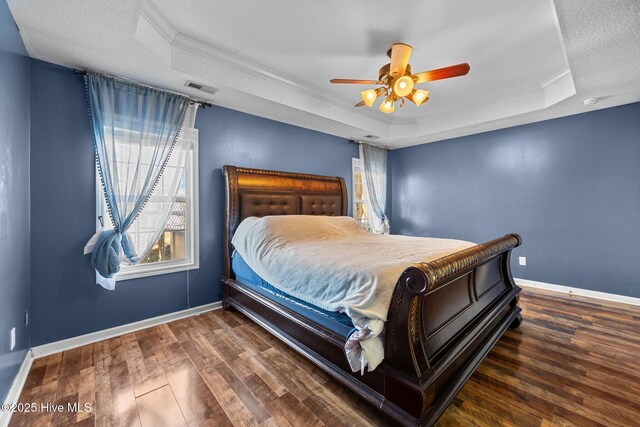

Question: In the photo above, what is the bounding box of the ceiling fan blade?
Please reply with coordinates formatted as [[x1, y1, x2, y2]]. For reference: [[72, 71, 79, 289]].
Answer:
[[413, 63, 470, 84], [390, 43, 412, 76], [330, 79, 382, 84], [354, 100, 366, 107]]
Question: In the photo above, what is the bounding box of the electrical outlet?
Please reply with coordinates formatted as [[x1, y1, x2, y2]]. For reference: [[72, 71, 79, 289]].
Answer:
[[519, 256, 527, 266], [10, 327, 16, 351]]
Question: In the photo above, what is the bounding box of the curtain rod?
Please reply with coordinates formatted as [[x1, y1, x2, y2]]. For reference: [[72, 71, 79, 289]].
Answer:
[[74, 68, 213, 108], [349, 139, 389, 150]]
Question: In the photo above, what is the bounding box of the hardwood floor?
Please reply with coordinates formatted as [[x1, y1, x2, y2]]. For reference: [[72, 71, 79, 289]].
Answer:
[[9, 288, 640, 427]]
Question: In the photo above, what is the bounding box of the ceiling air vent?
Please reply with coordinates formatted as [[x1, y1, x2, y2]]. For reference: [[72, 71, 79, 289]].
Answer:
[[364, 135, 380, 140], [185, 81, 218, 95]]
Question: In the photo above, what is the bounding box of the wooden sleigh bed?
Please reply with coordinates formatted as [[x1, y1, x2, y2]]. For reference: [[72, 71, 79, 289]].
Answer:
[[221, 165, 523, 426]]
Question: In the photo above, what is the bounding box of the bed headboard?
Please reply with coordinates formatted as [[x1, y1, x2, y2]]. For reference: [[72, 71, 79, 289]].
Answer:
[[222, 165, 348, 278]]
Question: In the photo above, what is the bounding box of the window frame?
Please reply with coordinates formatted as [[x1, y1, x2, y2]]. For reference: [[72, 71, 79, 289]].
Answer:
[[95, 130, 200, 281]]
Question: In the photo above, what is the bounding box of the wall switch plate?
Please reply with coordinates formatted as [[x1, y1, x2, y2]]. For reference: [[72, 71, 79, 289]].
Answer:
[[519, 256, 527, 266], [10, 327, 16, 351]]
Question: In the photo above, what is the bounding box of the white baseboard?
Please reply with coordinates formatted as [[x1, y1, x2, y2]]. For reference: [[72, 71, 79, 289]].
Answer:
[[31, 302, 222, 359], [1, 349, 34, 427], [515, 278, 640, 307]]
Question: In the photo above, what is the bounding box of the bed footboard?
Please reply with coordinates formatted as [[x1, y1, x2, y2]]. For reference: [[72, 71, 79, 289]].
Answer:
[[382, 234, 522, 426]]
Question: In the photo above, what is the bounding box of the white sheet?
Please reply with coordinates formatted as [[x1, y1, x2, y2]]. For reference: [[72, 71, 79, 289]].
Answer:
[[231, 215, 475, 373]]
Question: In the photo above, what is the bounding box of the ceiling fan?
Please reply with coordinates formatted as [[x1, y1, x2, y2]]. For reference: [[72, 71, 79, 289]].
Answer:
[[330, 43, 470, 114]]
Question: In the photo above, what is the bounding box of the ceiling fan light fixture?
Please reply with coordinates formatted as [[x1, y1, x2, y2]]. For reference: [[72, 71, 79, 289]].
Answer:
[[411, 89, 430, 106], [379, 97, 395, 114], [393, 75, 414, 97], [360, 89, 378, 107], [330, 43, 469, 114]]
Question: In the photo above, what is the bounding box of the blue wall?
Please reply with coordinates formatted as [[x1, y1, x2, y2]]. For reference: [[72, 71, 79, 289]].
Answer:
[[0, 0, 31, 402], [29, 60, 357, 346], [12, 15, 640, 352], [390, 103, 640, 298]]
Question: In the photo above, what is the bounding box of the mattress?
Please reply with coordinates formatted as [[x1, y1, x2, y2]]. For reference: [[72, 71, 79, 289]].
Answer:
[[232, 252, 355, 338], [232, 215, 475, 373]]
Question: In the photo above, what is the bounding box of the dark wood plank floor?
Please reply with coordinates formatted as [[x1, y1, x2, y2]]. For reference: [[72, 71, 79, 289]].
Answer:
[[9, 288, 640, 427]]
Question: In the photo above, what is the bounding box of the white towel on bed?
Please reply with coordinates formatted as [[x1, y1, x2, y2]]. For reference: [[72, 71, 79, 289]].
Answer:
[[231, 215, 474, 373]]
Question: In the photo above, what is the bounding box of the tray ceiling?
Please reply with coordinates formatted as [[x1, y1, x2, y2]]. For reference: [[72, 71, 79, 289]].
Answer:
[[8, 0, 640, 148]]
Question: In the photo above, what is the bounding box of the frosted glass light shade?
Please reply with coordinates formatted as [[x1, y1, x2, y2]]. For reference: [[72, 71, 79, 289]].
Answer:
[[412, 89, 430, 106], [393, 75, 414, 97], [360, 89, 378, 107], [379, 98, 395, 113]]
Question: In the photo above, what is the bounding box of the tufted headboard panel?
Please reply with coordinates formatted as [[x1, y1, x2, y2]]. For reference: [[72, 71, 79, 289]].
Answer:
[[222, 165, 348, 278]]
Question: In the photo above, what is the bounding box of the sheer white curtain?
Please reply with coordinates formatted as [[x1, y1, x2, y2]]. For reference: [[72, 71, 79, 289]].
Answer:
[[360, 143, 390, 234], [125, 103, 199, 262], [85, 101, 199, 290]]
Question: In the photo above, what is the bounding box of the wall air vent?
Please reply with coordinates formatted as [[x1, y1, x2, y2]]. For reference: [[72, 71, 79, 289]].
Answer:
[[185, 81, 218, 95], [364, 135, 380, 140]]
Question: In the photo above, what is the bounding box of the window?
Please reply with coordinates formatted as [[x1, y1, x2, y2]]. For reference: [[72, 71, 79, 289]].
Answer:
[[96, 127, 199, 280], [352, 157, 371, 230]]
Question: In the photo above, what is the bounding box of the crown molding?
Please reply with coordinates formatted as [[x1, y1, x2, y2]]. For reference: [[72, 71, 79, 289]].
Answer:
[[133, 0, 576, 147], [542, 69, 576, 107], [393, 68, 574, 129], [389, 83, 547, 142], [398, 84, 543, 126], [138, 0, 176, 44], [172, 33, 389, 122], [137, 0, 390, 126]]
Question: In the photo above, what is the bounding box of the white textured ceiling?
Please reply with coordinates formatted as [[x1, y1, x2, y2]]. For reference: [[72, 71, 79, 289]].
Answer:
[[7, 0, 640, 148]]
